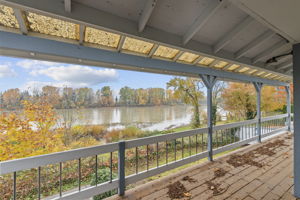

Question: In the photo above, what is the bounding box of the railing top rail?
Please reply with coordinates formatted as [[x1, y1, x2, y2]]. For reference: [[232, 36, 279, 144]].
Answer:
[[213, 119, 257, 131], [261, 113, 288, 122], [0, 142, 118, 175], [126, 127, 208, 148]]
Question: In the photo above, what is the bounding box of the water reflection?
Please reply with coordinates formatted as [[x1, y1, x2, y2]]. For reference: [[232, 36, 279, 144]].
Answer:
[[56, 105, 196, 131]]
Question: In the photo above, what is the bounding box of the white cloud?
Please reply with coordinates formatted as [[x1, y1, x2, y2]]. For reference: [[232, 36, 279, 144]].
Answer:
[[0, 64, 16, 78], [16, 59, 118, 87], [31, 65, 118, 87], [16, 59, 59, 70]]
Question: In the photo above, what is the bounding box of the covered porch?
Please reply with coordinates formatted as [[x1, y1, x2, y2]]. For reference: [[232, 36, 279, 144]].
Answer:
[[0, 0, 299, 199], [109, 132, 294, 200]]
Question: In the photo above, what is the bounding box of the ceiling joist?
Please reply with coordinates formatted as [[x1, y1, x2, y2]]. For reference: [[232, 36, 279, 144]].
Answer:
[[235, 30, 274, 59], [214, 16, 253, 53], [13, 8, 27, 34], [252, 40, 288, 64], [276, 60, 293, 71], [182, 0, 223, 45], [138, 0, 157, 32], [64, 0, 71, 13], [79, 24, 85, 45]]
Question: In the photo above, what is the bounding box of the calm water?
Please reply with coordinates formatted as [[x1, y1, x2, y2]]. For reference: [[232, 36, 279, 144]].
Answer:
[[56, 105, 196, 131]]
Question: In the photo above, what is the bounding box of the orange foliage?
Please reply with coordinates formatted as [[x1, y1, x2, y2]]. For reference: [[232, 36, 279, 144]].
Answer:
[[0, 100, 64, 161]]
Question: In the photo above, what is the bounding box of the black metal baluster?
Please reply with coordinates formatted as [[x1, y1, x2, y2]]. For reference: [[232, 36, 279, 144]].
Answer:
[[78, 158, 81, 191], [95, 155, 98, 185], [110, 152, 113, 182], [38, 167, 41, 200], [13, 172, 16, 200], [166, 141, 168, 164], [146, 145, 149, 171], [202, 133, 204, 152], [174, 139, 177, 161], [59, 162, 62, 197], [156, 142, 159, 167], [189, 136, 191, 156], [196, 134, 198, 153], [135, 147, 138, 174], [182, 137, 184, 159]]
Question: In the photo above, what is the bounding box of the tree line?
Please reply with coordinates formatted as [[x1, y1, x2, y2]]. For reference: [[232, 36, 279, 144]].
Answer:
[[0, 86, 182, 109]]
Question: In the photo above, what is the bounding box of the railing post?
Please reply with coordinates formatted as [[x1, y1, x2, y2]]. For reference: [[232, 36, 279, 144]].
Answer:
[[253, 82, 263, 143], [118, 141, 125, 196], [285, 85, 291, 131], [200, 74, 217, 161]]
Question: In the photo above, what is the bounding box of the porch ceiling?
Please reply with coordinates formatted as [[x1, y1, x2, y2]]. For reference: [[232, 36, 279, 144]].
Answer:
[[0, 0, 296, 83]]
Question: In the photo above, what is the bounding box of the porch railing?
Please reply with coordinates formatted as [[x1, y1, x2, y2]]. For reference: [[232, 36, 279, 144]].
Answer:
[[0, 114, 291, 200]]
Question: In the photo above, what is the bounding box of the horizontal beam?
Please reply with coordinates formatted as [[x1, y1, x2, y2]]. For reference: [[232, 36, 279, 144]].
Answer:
[[214, 16, 253, 53], [235, 30, 274, 59], [182, 0, 223, 45], [138, 0, 157, 32], [0, 0, 291, 79], [0, 31, 288, 87]]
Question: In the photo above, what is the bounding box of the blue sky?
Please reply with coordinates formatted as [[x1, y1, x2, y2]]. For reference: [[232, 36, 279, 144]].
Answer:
[[0, 56, 175, 94]]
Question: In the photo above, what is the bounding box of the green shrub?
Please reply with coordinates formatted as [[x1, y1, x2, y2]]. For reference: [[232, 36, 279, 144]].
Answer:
[[90, 167, 117, 200]]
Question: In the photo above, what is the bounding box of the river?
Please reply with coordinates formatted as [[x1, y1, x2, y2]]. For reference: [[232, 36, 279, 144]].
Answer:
[[56, 105, 197, 131]]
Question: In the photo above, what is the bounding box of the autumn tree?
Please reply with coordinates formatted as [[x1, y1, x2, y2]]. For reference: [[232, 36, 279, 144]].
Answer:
[[221, 82, 256, 120], [135, 88, 148, 105], [148, 88, 165, 105], [42, 86, 61, 107], [167, 77, 204, 128], [119, 86, 135, 105], [0, 100, 64, 161], [2, 88, 21, 109], [100, 86, 114, 106], [261, 86, 286, 115]]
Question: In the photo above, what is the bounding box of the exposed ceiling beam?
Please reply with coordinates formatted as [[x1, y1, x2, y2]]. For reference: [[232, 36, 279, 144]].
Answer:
[[252, 40, 288, 64], [79, 24, 85, 45], [214, 16, 253, 53], [235, 30, 274, 59], [284, 68, 293, 74], [64, 0, 71, 13], [285, 69, 293, 74], [172, 51, 184, 61], [0, 31, 288, 86], [222, 64, 234, 70], [230, 0, 296, 44], [138, 0, 157, 32], [13, 8, 28, 34], [233, 66, 243, 72], [117, 35, 126, 52], [241, 68, 251, 73], [209, 59, 219, 67], [192, 56, 203, 65], [252, 70, 264, 76], [0, 0, 290, 79], [148, 43, 158, 57], [182, 0, 223, 45], [275, 60, 293, 70]]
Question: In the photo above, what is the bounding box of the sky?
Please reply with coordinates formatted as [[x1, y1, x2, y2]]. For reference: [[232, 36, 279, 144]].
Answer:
[[0, 56, 176, 94]]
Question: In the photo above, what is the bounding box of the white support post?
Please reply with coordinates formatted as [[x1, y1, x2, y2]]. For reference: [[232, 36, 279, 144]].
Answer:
[[200, 74, 217, 161], [253, 82, 263, 143], [285, 85, 291, 131]]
